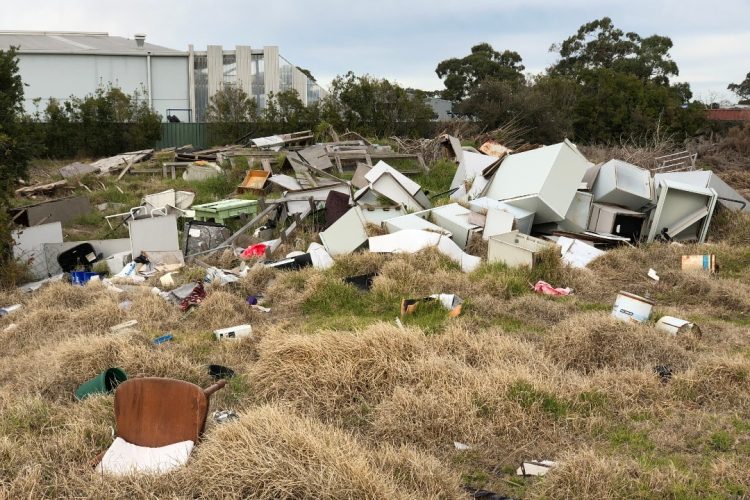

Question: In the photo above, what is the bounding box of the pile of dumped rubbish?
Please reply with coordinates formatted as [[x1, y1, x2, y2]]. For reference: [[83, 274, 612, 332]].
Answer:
[[5, 129, 746, 477], [11, 129, 749, 300]]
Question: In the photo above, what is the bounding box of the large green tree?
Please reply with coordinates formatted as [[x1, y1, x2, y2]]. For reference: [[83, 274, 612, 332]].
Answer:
[[728, 71, 750, 104], [0, 47, 31, 286], [321, 72, 435, 137], [205, 84, 259, 144], [435, 43, 525, 101], [550, 17, 678, 85], [0, 47, 29, 194]]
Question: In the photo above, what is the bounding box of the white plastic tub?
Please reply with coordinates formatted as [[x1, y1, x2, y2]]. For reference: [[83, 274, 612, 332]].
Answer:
[[655, 316, 701, 336], [611, 291, 654, 323], [213, 324, 253, 340]]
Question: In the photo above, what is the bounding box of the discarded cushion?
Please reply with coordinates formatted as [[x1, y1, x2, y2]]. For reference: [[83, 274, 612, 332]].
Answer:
[[96, 437, 193, 475]]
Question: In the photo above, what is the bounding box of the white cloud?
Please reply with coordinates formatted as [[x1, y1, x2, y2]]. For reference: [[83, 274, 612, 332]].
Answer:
[[3, 0, 749, 99]]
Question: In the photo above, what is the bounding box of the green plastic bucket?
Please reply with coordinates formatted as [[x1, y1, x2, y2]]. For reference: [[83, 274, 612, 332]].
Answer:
[[75, 368, 128, 400]]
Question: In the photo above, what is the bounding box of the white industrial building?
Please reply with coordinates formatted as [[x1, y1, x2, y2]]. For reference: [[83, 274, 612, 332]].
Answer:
[[0, 31, 326, 122]]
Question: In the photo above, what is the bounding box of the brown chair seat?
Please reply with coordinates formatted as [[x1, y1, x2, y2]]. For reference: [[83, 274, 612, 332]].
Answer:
[[113, 377, 225, 448]]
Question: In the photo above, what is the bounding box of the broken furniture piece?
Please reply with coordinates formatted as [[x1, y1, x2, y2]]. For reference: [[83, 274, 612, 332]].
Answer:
[[237, 170, 271, 194], [469, 198, 535, 235], [429, 203, 481, 250], [655, 170, 750, 212], [587, 203, 647, 240], [183, 220, 231, 256], [368, 229, 481, 273], [193, 199, 259, 225], [95, 377, 226, 475], [9, 196, 92, 227], [645, 179, 717, 243], [383, 211, 452, 237], [319, 207, 369, 257], [129, 215, 180, 259], [355, 161, 431, 211], [591, 159, 653, 210], [482, 139, 589, 223], [487, 231, 556, 268]]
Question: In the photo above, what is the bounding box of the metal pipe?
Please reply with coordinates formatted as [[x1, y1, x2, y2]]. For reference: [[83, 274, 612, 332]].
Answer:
[[146, 52, 153, 109]]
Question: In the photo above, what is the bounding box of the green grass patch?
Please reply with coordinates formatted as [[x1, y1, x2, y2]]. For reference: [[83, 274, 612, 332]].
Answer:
[[0, 398, 52, 436], [607, 425, 655, 455], [709, 430, 733, 452], [507, 380, 570, 419], [299, 276, 452, 334], [167, 174, 239, 204], [576, 301, 611, 312], [413, 159, 457, 197]]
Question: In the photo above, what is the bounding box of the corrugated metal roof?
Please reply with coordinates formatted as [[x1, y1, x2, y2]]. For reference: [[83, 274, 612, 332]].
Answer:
[[706, 108, 750, 121], [0, 31, 184, 55]]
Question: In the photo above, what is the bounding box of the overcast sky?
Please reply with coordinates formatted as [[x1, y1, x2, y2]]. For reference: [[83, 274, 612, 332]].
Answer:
[[4, 0, 749, 103]]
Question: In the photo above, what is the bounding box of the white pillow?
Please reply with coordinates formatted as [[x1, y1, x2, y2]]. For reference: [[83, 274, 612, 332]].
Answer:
[[96, 437, 194, 475]]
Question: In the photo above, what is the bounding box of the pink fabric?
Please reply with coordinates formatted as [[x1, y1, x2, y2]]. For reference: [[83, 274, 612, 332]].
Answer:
[[242, 243, 267, 259], [533, 280, 571, 296]]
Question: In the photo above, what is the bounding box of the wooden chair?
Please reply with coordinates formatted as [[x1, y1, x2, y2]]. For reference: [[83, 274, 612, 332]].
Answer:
[[94, 377, 226, 466]]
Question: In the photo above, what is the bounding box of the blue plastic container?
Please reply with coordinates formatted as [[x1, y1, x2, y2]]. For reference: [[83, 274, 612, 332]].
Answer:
[[70, 271, 99, 285]]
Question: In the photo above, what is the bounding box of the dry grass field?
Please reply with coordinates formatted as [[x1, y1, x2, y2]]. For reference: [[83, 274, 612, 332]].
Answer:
[[2, 145, 750, 498]]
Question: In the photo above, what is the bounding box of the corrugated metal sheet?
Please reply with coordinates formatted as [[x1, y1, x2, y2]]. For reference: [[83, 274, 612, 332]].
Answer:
[[706, 109, 750, 121], [155, 123, 208, 149]]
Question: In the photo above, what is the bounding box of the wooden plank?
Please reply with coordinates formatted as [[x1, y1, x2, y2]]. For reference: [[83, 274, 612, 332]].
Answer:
[[116, 158, 135, 181]]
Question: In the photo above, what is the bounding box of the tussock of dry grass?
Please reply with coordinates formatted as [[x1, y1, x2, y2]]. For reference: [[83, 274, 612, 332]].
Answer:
[[187, 405, 462, 499], [248, 324, 426, 423], [526, 448, 644, 499], [2, 234, 750, 498], [544, 312, 691, 373], [673, 354, 750, 409]]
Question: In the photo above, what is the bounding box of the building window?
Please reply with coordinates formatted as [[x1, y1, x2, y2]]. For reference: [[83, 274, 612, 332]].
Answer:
[[194, 54, 208, 122], [251, 53, 265, 108], [223, 53, 237, 86], [279, 56, 294, 93]]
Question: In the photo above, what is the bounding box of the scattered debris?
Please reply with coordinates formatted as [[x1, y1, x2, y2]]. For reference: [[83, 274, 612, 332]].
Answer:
[[453, 441, 471, 451], [369, 229, 480, 273], [110, 320, 138, 334], [344, 273, 377, 291], [15, 179, 71, 197], [0, 304, 22, 317], [213, 324, 252, 340], [654, 365, 673, 383], [681, 254, 717, 273], [556, 236, 605, 268], [401, 294, 463, 317], [648, 268, 660, 281], [656, 316, 702, 337], [75, 368, 128, 400], [516, 460, 558, 477], [179, 282, 207, 312], [212, 410, 239, 424], [153, 334, 173, 345], [533, 280, 572, 296], [208, 364, 235, 380]]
